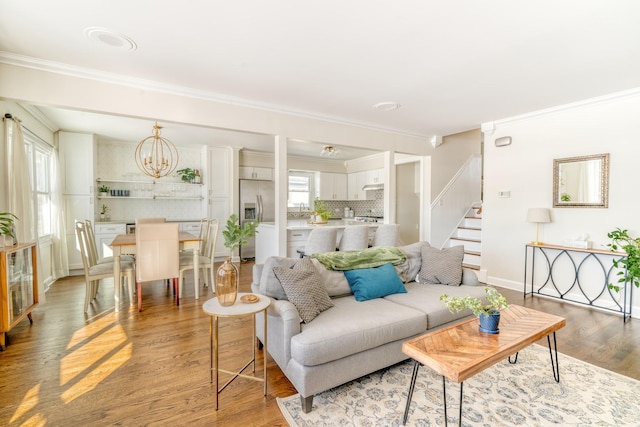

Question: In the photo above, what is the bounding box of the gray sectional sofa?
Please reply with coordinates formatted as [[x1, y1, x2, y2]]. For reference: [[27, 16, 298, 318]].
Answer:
[[251, 241, 487, 413]]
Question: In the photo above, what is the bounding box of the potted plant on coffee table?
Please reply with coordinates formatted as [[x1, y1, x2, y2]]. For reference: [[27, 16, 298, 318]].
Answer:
[[217, 214, 259, 306], [440, 288, 509, 334]]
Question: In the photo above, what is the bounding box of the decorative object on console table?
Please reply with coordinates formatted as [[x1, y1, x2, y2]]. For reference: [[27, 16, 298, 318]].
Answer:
[[439, 288, 509, 334], [0, 212, 18, 247], [526, 207, 551, 245], [218, 214, 259, 306], [607, 227, 640, 292]]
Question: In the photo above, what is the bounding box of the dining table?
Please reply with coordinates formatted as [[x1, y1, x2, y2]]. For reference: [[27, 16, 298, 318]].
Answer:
[[109, 232, 202, 310]]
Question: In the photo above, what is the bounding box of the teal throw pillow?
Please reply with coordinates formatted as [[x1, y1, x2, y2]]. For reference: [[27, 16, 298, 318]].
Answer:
[[344, 262, 407, 302]]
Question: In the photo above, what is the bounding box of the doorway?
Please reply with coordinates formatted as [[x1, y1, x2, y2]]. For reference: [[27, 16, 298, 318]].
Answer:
[[395, 162, 420, 245]]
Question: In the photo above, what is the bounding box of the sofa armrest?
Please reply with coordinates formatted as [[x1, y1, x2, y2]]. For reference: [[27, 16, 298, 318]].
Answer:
[[255, 298, 301, 372]]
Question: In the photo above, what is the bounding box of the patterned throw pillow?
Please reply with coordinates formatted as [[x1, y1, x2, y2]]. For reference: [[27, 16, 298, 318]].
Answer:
[[418, 245, 464, 286], [273, 258, 334, 323]]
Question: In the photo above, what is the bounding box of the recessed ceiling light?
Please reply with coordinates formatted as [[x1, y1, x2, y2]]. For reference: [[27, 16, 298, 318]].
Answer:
[[84, 27, 137, 51], [373, 101, 401, 111]]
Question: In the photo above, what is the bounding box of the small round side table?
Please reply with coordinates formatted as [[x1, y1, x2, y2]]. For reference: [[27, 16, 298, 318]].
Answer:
[[202, 292, 270, 410]]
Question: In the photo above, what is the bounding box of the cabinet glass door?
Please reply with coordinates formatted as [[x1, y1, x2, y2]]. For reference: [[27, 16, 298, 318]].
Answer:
[[6, 247, 34, 324]]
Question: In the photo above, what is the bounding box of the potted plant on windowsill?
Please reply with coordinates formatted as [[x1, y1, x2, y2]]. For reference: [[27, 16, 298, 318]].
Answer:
[[0, 212, 18, 247], [440, 288, 509, 334], [217, 213, 260, 306]]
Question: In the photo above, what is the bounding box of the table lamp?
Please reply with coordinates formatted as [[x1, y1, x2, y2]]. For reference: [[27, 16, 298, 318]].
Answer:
[[526, 208, 551, 245]]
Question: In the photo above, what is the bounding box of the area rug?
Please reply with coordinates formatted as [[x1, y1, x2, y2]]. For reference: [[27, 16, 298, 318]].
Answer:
[[277, 344, 640, 426]]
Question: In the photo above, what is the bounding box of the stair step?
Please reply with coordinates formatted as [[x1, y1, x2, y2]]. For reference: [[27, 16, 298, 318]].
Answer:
[[463, 263, 480, 270], [450, 237, 481, 243], [458, 226, 481, 231], [464, 250, 481, 256]]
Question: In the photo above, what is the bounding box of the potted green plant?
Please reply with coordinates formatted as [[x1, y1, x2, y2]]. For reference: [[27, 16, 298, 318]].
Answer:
[[98, 184, 110, 197], [217, 213, 260, 306], [440, 288, 509, 334], [176, 168, 196, 183], [99, 204, 109, 221], [607, 228, 640, 292], [312, 198, 332, 222], [0, 211, 18, 245]]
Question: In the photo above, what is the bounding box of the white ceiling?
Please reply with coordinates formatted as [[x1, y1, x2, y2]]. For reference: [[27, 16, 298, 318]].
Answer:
[[2, 1, 640, 158]]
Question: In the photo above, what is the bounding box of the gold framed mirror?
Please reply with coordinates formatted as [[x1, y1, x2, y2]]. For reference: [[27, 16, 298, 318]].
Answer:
[[553, 153, 609, 208]]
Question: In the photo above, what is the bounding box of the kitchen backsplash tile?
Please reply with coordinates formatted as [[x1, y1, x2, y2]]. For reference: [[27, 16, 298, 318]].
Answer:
[[288, 190, 384, 219]]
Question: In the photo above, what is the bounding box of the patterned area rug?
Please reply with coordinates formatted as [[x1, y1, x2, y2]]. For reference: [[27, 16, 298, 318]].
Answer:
[[277, 344, 640, 426]]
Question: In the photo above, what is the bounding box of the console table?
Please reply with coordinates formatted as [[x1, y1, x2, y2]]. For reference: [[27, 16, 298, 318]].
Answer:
[[524, 243, 631, 322]]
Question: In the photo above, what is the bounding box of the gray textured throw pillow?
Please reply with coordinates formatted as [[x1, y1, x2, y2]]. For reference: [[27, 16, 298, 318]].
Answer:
[[273, 258, 334, 323], [418, 245, 464, 286]]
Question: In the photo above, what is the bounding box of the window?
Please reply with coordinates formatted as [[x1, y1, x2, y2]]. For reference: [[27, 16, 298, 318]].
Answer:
[[24, 134, 53, 238], [288, 172, 314, 208]]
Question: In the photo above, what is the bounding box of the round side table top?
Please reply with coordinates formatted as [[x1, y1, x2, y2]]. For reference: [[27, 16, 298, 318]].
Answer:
[[202, 292, 270, 317]]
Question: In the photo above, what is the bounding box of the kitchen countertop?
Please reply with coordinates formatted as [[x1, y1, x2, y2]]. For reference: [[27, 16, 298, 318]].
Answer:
[[258, 219, 381, 230], [94, 218, 203, 224]]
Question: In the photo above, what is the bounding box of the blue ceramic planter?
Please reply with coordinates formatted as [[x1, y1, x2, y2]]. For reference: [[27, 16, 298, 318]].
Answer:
[[478, 312, 501, 334]]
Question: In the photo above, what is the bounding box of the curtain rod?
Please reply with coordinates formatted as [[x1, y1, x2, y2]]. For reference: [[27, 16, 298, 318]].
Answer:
[[4, 112, 53, 148]]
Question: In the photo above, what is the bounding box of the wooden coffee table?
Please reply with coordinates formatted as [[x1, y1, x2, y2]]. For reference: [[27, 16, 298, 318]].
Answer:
[[402, 305, 566, 426]]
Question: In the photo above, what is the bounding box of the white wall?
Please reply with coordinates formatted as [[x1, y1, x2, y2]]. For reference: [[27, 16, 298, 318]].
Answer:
[[431, 129, 481, 202], [482, 90, 640, 313]]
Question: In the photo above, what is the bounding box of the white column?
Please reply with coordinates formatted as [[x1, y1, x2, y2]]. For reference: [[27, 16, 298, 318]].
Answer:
[[274, 135, 288, 257], [383, 151, 395, 224]]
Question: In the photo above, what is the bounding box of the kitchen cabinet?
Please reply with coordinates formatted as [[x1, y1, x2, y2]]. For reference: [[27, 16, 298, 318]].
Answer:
[[367, 168, 384, 185], [1, 242, 38, 350], [347, 171, 368, 201], [317, 172, 347, 201], [94, 223, 126, 259], [60, 132, 96, 270], [203, 147, 233, 258], [239, 166, 273, 181], [180, 221, 202, 235], [287, 229, 310, 258]]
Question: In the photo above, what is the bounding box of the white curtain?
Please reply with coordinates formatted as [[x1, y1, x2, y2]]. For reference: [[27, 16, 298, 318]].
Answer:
[[4, 117, 45, 302], [51, 148, 69, 279]]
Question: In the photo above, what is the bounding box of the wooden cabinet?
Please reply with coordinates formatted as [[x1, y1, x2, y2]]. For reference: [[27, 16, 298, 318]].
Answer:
[[1, 243, 38, 350], [239, 166, 273, 181], [317, 172, 347, 201]]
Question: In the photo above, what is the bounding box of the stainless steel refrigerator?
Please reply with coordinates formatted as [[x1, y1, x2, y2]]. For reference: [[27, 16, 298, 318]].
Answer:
[[239, 179, 275, 260]]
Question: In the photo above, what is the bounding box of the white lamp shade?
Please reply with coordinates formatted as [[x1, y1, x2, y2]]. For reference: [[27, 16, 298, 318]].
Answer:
[[527, 208, 551, 223]]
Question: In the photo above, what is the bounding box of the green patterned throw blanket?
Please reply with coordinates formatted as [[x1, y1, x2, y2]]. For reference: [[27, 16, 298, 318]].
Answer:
[[311, 246, 406, 270]]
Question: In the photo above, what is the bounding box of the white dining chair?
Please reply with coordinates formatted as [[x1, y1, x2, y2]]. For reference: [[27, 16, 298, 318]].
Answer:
[[135, 223, 180, 312], [373, 224, 399, 247], [304, 228, 338, 256], [75, 221, 135, 312], [179, 219, 219, 300], [84, 219, 134, 265], [338, 225, 370, 251]]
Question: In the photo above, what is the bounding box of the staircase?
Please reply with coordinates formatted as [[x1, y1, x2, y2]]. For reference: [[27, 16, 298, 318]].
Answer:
[[447, 204, 482, 270]]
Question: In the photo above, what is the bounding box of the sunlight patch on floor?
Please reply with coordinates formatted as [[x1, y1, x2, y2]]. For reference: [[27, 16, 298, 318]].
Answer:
[[61, 342, 132, 404], [10, 383, 40, 423], [60, 322, 128, 386]]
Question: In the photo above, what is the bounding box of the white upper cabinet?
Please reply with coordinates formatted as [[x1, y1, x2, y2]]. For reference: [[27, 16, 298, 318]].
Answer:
[[59, 131, 96, 195], [205, 147, 231, 197], [239, 166, 273, 181], [347, 171, 367, 201], [317, 172, 347, 200], [366, 168, 384, 185]]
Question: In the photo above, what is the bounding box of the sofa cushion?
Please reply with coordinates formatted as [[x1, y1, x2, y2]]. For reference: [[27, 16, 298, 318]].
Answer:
[[395, 241, 429, 282], [384, 281, 488, 329], [343, 263, 407, 302], [418, 245, 464, 286], [273, 258, 334, 323], [290, 296, 426, 366], [310, 258, 352, 297], [260, 256, 298, 300]]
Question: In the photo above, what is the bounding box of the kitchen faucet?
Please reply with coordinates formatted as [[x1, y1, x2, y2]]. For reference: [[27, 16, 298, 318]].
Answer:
[[299, 202, 305, 213]]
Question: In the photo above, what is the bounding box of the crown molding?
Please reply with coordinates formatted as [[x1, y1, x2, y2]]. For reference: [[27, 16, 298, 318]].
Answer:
[[0, 51, 429, 140], [17, 103, 58, 133], [484, 87, 640, 130]]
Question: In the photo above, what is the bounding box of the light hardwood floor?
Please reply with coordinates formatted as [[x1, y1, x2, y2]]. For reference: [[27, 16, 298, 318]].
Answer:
[[0, 262, 637, 426]]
